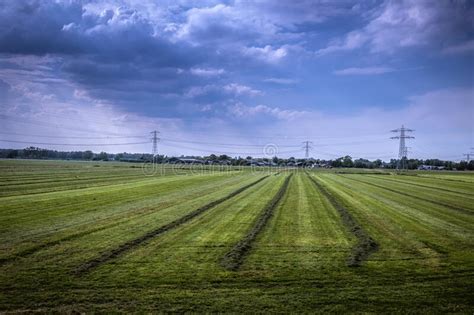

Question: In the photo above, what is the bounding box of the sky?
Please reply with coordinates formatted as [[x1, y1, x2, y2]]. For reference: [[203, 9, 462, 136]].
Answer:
[[0, 0, 473, 160]]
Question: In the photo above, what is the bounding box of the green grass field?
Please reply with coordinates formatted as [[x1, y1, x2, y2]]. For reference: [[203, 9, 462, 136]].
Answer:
[[0, 160, 473, 312]]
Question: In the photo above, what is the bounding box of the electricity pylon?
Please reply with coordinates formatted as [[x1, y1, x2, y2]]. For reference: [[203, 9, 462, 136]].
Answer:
[[150, 130, 160, 156], [302, 141, 313, 159], [390, 125, 414, 170]]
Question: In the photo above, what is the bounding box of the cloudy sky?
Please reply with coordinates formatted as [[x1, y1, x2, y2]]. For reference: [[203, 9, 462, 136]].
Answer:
[[0, 0, 473, 160]]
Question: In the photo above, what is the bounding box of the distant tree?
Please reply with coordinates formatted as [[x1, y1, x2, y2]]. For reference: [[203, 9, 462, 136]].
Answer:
[[354, 159, 368, 168], [97, 151, 108, 161], [233, 157, 247, 166], [82, 150, 93, 160], [218, 154, 230, 161], [6, 149, 18, 158], [342, 155, 353, 168], [168, 157, 179, 163], [468, 161, 474, 171], [457, 161, 468, 170], [331, 158, 342, 168], [373, 159, 382, 168]]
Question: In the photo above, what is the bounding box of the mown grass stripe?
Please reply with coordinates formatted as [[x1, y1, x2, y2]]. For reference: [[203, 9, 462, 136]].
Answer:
[[306, 173, 378, 267], [74, 175, 270, 275], [0, 221, 125, 266], [221, 173, 293, 271], [342, 175, 473, 216], [365, 175, 474, 198]]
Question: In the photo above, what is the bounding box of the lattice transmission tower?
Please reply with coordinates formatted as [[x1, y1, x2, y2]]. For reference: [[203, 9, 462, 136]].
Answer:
[[302, 141, 313, 159], [390, 125, 414, 170], [150, 130, 160, 156]]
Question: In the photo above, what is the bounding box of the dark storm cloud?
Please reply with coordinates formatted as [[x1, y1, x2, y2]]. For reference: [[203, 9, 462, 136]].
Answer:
[[0, 0, 357, 112], [0, 1, 84, 54], [0, 0, 472, 123], [0, 0, 218, 116], [0, 1, 207, 63]]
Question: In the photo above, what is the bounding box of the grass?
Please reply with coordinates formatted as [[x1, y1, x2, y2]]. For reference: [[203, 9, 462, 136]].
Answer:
[[307, 173, 378, 266], [221, 173, 292, 270], [0, 160, 473, 312]]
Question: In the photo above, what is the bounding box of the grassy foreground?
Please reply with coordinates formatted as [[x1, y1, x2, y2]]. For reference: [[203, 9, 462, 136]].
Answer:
[[0, 160, 473, 313]]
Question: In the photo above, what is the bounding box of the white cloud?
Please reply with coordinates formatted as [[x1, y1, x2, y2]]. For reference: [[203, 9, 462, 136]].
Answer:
[[184, 84, 217, 98], [316, 31, 367, 56], [316, 1, 474, 55], [221, 88, 473, 160], [263, 77, 298, 84], [333, 67, 395, 75], [185, 83, 262, 98], [223, 83, 263, 97], [173, 4, 278, 45], [404, 88, 473, 132], [175, 4, 238, 41], [190, 67, 225, 76], [2, 78, 471, 160], [0, 92, 184, 154], [242, 45, 288, 63], [228, 103, 306, 120]]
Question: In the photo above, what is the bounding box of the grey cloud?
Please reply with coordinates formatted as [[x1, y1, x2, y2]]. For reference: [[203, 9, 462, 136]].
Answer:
[[317, 0, 474, 55], [0, 1, 84, 54], [0, 79, 11, 103], [0, 1, 220, 117]]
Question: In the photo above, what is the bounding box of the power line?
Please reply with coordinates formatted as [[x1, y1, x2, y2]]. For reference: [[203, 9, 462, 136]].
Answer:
[[160, 138, 301, 148], [159, 142, 302, 156], [1, 114, 392, 143], [0, 139, 150, 147], [0, 114, 136, 137], [2, 131, 382, 149], [0, 132, 146, 139], [160, 129, 389, 141]]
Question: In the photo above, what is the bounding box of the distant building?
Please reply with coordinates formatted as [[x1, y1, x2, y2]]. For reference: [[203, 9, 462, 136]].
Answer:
[[178, 158, 204, 164], [418, 165, 445, 170]]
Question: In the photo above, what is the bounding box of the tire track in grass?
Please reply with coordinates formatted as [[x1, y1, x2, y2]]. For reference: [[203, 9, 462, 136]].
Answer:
[[365, 175, 474, 198], [417, 175, 474, 184], [0, 175, 244, 265], [317, 174, 448, 264], [74, 175, 270, 275], [306, 173, 378, 267], [341, 175, 473, 216], [0, 221, 125, 266], [221, 174, 293, 271]]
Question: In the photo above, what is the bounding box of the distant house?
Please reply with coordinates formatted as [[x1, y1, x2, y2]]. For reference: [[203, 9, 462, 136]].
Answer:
[[178, 158, 204, 164], [313, 163, 332, 168], [418, 165, 445, 170]]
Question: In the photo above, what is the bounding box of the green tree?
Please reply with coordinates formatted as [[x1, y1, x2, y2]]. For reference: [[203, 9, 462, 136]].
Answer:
[[342, 155, 353, 167], [218, 154, 230, 161], [97, 151, 108, 161], [82, 150, 93, 160]]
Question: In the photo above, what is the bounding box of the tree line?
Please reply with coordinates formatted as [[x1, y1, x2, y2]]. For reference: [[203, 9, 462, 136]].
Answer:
[[0, 147, 473, 170]]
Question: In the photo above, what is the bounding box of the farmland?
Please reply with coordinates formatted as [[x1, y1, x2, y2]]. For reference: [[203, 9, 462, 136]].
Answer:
[[0, 160, 473, 313]]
